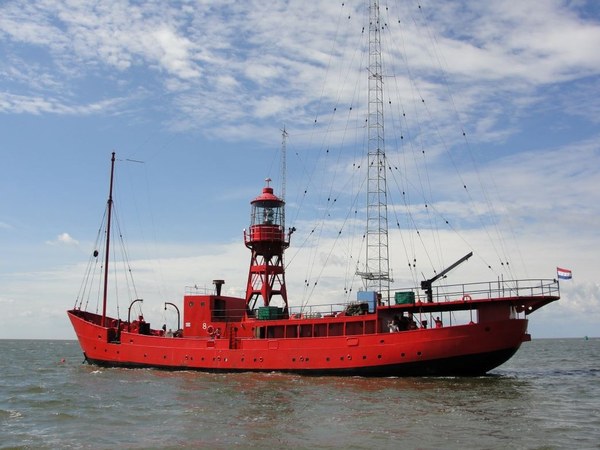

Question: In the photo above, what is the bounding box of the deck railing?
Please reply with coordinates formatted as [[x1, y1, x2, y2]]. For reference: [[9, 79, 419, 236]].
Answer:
[[406, 278, 560, 304], [288, 278, 560, 317], [183, 278, 560, 318], [184, 285, 215, 295]]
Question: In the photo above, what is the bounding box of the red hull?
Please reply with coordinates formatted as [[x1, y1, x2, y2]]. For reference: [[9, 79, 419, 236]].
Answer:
[[68, 291, 553, 376]]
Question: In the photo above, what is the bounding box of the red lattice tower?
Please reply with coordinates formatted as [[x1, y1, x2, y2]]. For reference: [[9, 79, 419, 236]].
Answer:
[[243, 179, 292, 313]]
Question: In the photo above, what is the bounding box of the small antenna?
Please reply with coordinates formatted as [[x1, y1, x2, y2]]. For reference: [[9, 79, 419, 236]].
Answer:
[[280, 125, 288, 201]]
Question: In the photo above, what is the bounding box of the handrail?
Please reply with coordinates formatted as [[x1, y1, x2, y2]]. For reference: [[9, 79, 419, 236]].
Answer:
[[418, 278, 560, 304], [182, 278, 559, 318], [286, 278, 559, 316]]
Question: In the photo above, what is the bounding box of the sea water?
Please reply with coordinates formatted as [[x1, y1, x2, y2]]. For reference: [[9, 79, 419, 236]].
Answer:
[[1, 338, 598, 449]]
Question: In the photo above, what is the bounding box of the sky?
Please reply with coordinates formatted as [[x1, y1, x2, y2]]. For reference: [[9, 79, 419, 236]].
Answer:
[[1, 0, 599, 340]]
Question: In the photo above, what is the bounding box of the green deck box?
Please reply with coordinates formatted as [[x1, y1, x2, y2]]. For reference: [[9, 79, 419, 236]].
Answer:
[[394, 291, 415, 304]]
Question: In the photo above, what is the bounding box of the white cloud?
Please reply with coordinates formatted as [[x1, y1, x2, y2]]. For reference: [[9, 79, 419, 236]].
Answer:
[[152, 26, 200, 80], [0, 0, 599, 141], [1, 92, 121, 115], [46, 232, 79, 246]]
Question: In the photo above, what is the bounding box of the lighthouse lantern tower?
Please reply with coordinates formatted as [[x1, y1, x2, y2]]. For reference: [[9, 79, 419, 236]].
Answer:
[[244, 178, 291, 313]]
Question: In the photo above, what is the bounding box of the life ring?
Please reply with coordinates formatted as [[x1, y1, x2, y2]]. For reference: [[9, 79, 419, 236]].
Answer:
[[462, 294, 472, 301], [207, 325, 214, 335]]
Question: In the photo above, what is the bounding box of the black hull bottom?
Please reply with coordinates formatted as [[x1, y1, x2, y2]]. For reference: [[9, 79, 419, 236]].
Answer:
[[83, 346, 520, 377], [325, 346, 520, 377]]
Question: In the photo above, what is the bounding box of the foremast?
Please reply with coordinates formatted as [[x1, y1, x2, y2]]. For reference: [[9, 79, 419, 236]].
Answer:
[[357, 0, 392, 296], [101, 152, 116, 327]]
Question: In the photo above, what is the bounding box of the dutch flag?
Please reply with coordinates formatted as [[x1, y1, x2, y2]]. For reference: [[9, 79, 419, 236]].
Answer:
[[557, 267, 572, 280]]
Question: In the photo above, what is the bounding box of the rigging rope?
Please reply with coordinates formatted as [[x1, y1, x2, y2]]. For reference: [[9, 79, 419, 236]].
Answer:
[[285, 1, 526, 307]]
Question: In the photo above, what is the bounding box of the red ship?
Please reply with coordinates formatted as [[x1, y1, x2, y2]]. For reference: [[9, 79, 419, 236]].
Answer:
[[68, 2, 560, 376], [67, 151, 559, 376]]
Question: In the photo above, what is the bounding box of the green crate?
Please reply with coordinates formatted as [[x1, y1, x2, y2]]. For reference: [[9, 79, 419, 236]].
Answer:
[[394, 291, 415, 304], [257, 306, 283, 320]]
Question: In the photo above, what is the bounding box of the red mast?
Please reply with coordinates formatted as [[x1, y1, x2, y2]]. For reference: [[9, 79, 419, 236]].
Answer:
[[244, 179, 292, 314], [101, 152, 116, 327]]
